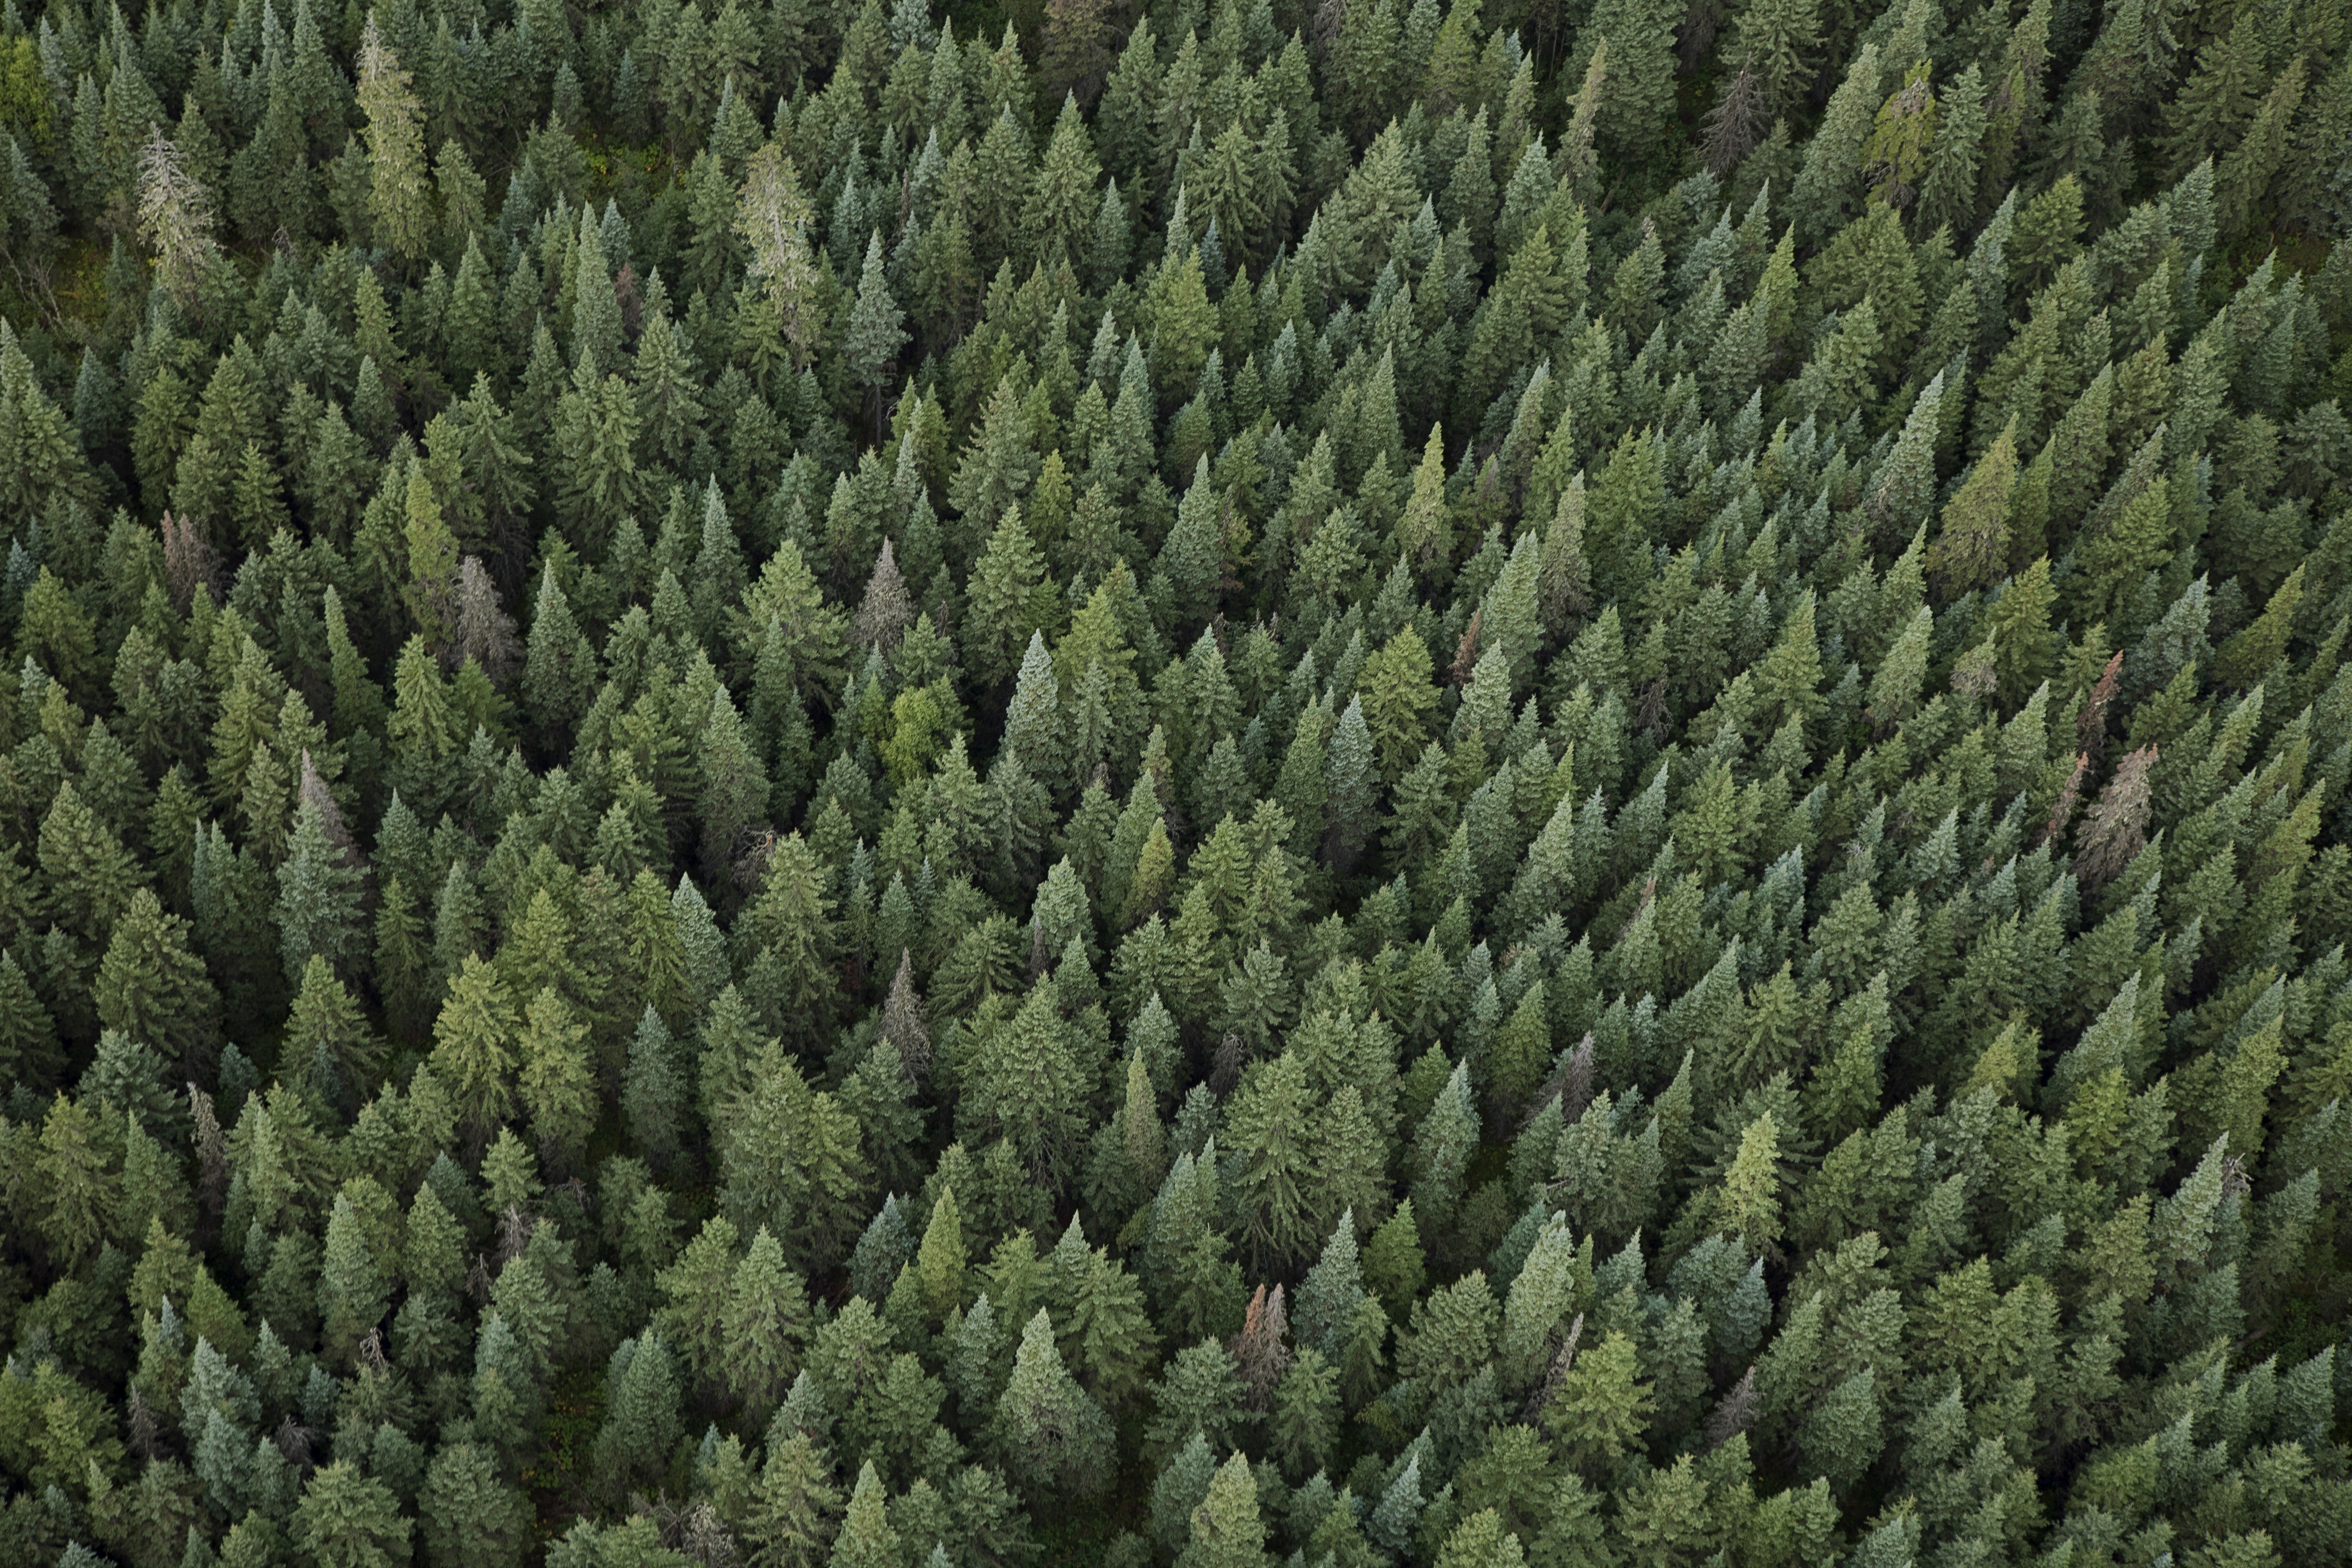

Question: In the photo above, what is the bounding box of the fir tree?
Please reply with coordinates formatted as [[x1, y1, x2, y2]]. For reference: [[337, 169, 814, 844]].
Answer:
[[995, 1306, 1115, 1496], [94, 887, 219, 1078], [1545, 1328, 1653, 1475], [286, 956, 384, 1111], [133, 125, 219, 315], [40, 781, 145, 945], [717, 1038, 869, 1271], [967, 504, 1047, 688], [840, 233, 909, 436], [356, 20, 431, 265], [419, 1441, 531, 1568], [429, 953, 522, 1140], [317, 1190, 390, 1360], [725, 1225, 813, 1426], [591, 1333, 684, 1494], [833, 1460, 900, 1568], [1409, 1061, 1480, 1232], [289, 1461, 411, 1568], [1178, 1451, 1270, 1568], [1791, 44, 1883, 245], [1926, 418, 2021, 597], [517, 984, 596, 1171], [276, 792, 369, 989]]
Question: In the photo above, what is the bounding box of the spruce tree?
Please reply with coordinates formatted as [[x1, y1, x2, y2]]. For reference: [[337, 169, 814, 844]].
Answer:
[[1177, 1450, 1269, 1568], [356, 20, 431, 266], [276, 793, 369, 989], [286, 956, 384, 1111], [995, 1306, 1115, 1496], [840, 233, 909, 436], [429, 953, 522, 1139], [591, 1333, 684, 1495], [725, 1225, 814, 1427], [517, 984, 597, 1172], [289, 1461, 411, 1568], [419, 1441, 531, 1568], [94, 887, 219, 1078]]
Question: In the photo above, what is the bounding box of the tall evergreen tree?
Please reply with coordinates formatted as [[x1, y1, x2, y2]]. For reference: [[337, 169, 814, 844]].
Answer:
[[286, 955, 384, 1109], [94, 887, 219, 1078], [995, 1306, 1115, 1496], [1177, 1451, 1269, 1568], [289, 1462, 411, 1568], [356, 19, 431, 265], [276, 792, 369, 989]]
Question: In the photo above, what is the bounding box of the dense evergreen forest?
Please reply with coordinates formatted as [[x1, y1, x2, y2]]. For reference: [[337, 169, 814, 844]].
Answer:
[[0, 0, 2348, 1560]]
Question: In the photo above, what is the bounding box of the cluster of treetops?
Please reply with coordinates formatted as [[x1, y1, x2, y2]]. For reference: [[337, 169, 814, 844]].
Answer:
[[0, 0, 2349, 1563]]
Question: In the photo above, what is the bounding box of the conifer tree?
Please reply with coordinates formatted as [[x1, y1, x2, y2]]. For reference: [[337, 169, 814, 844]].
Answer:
[[1359, 629, 1439, 784], [290, 1462, 411, 1568], [1734, 0, 1821, 111], [356, 20, 431, 265], [591, 1333, 684, 1495], [621, 1006, 685, 1169], [1545, 1328, 1653, 1475], [1919, 63, 1989, 236], [429, 953, 521, 1139], [738, 142, 825, 368], [832, 1460, 900, 1568], [517, 984, 596, 1171], [1152, 1431, 1219, 1555], [995, 1306, 1115, 1496], [420, 1441, 531, 1568], [40, 781, 144, 945], [1324, 696, 1378, 874], [1178, 1450, 1270, 1568], [1363, 1201, 1427, 1323], [718, 1038, 869, 1270], [967, 505, 1047, 688], [0, 950, 62, 1089], [1791, 44, 1883, 245], [840, 233, 908, 437], [94, 887, 218, 1078], [961, 977, 1088, 1192], [725, 1225, 813, 1426], [1002, 633, 1063, 789], [1224, 1053, 1318, 1274], [277, 793, 369, 989], [134, 126, 218, 315], [1926, 418, 2021, 597], [1410, 1061, 1480, 1231], [287, 956, 384, 1110], [317, 1190, 389, 1360]]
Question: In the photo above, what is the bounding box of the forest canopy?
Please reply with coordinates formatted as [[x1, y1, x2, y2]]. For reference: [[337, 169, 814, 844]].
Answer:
[[0, 0, 2348, 1565]]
